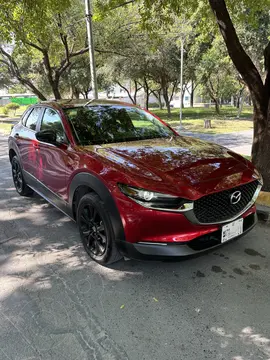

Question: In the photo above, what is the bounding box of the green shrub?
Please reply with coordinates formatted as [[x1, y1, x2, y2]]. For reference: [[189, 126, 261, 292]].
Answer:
[[149, 102, 165, 108], [2, 107, 9, 116], [4, 102, 20, 115]]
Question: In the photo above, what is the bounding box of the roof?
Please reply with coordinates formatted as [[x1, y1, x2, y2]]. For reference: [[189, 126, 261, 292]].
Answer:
[[39, 98, 137, 109]]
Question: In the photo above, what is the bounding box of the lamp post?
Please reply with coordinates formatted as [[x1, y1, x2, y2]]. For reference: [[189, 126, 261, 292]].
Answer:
[[179, 38, 184, 129], [85, 0, 98, 99]]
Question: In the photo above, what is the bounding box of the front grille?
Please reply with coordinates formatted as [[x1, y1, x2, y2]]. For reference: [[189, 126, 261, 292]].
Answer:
[[193, 180, 259, 224]]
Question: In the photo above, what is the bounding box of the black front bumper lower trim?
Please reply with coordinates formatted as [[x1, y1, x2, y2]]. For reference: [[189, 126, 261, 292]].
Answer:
[[117, 213, 257, 261]]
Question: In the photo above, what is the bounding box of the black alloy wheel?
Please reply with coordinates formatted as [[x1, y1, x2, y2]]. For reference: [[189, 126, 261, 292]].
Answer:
[[12, 158, 23, 193], [80, 204, 107, 257], [11, 156, 33, 196], [77, 193, 122, 265]]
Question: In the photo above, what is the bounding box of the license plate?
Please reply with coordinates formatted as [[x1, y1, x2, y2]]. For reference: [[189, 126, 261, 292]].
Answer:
[[221, 218, 243, 243]]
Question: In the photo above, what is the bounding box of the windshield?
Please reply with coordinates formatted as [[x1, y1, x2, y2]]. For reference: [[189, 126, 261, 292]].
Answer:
[[64, 105, 174, 145]]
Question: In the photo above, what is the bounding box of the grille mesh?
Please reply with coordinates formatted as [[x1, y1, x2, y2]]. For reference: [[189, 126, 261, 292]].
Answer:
[[193, 180, 259, 224]]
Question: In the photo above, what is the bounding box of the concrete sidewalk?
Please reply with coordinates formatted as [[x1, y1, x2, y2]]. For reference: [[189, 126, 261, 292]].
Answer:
[[0, 117, 19, 125]]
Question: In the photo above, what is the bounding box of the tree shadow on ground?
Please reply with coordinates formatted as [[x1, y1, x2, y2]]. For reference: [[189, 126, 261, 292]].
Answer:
[[0, 134, 269, 360]]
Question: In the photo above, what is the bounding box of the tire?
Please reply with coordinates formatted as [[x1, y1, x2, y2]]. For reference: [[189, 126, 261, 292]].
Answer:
[[11, 156, 34, 197], [77, 193, 123, 265]]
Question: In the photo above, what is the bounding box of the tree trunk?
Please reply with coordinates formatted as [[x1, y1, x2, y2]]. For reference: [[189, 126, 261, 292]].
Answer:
[[236, 87, 244, 108], [236, 96, 240, 108], [134, 80, 142, 105], [51, 80, 61, 100], [237, 94, 245, 118], [204, 119, 212, 129], [190, 80, 194, 108], [143, 77, 149, 110], [71, 86, 80, 99], [116, 81, 136, 104], [163, 88, 171, 117], [158, 94, 163, 110], [152, 90, 163, 109], [181, 89, 185, 109], [208, 0, 270, 189], [20, 78, 47, 100], [144, 91, 149, 110], [252, 105, 270, 191], [213, 98, 220, 115]]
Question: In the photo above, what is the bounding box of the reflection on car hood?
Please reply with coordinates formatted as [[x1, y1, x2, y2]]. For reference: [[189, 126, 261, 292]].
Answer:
[[84, 136, 255, 197]]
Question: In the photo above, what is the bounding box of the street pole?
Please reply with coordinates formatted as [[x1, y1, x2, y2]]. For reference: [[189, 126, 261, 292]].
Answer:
[[85, 0, 98, 99], [179, 38, 184, 129]]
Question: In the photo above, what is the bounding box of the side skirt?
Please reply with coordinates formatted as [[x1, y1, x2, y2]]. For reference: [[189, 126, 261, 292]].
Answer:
[[23, 170, 75, 221]]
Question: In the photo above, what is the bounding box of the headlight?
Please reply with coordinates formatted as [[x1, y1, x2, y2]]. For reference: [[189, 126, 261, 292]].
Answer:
[[118, 184, 193, 212]]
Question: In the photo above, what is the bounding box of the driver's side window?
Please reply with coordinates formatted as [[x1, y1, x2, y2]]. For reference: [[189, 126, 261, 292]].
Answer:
[[41, 108, 66, 143]]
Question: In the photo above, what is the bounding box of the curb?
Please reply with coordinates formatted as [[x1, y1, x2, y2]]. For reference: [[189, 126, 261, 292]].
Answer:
[[257, 191, 270, 207], [256, 192, 270, 223], [0, 119, 19, 124], [256, 205, 270, 223]]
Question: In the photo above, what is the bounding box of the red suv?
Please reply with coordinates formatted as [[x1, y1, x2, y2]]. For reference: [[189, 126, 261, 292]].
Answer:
[[8, 100, 262, 265]]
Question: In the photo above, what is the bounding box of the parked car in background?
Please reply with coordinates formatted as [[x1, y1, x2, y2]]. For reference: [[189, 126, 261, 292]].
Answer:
[[8, 99, 262, 265]]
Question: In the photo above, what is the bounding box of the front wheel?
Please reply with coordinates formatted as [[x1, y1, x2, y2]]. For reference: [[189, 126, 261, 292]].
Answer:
[[11, 156, 33, 196], [77, 193, 123, 265]]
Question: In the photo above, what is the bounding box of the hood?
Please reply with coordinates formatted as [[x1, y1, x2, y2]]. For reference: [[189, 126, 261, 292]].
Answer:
[[84, 136, 256, 199]]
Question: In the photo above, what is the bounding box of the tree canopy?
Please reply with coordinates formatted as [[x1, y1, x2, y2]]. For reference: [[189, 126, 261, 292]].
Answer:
[[1, 0, 270, 187], [96, 0, 270, 189]]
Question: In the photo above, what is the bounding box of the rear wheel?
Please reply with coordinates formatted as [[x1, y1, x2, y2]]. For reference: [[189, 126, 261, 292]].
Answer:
[[77, 193, 123, 265], [11, 156, 33, 196]]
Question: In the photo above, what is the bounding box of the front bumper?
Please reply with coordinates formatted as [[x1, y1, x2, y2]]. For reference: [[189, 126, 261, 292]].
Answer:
[[117, 212, 257, 260]]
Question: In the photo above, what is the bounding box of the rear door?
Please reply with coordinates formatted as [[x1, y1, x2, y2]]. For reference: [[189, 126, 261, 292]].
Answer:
[[36, 107, 69, 201], [19, 107, 43, 178]]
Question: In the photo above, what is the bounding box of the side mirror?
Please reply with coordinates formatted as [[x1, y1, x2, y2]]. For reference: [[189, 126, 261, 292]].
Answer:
[[36, 129, 57, 144]]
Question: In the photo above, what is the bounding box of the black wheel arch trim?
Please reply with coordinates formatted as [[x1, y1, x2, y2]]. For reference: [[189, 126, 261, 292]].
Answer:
[[69, 172, 126, 243], [8, 142, 21, 164]]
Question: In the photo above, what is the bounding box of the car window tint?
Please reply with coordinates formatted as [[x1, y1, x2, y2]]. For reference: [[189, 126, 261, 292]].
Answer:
[[64, 105, 173, 145], [41, 108, 66, 143], [25, 107, 41, 131], [127, 109, 161, 130]]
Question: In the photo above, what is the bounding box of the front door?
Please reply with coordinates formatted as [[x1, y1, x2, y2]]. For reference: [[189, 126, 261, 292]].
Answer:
[[36, 107, 69, 201], [19, 107, 43, 178]]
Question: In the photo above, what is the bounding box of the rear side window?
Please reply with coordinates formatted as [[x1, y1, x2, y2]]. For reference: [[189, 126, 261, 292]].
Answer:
[[21, 109, 32, 126], [25, 107, 41, 131]]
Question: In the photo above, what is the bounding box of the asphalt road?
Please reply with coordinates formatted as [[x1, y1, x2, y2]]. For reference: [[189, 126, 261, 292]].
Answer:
[[0, 133, 269, 360]]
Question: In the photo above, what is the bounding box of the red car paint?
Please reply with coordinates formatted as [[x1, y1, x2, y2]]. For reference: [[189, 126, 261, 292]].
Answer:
[[8, 100, 260, 259]]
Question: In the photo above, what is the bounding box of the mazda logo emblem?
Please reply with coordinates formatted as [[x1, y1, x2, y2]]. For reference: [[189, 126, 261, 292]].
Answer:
[[230, 191, 241, 205]]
